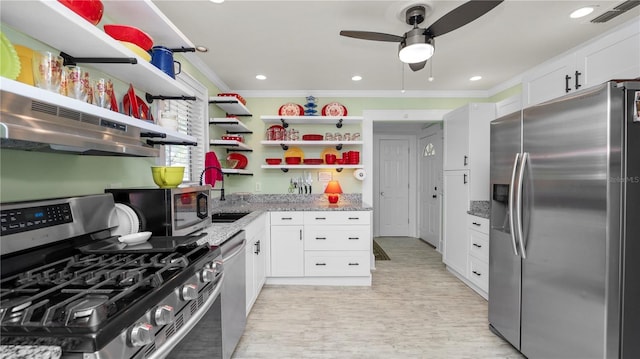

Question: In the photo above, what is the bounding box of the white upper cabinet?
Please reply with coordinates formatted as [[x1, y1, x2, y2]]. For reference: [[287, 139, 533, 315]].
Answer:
[[523, 18, 640, 107]]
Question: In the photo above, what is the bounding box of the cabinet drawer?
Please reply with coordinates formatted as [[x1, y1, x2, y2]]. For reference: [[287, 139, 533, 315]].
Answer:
[[270, 211, 304, 225], [467, 215, 489, 234], [468, 256, 488, 292], [304, 251, 370, 277], [304, 226, 370, 251], [468, 230, 489, 262], [303, 211, 370, 225]]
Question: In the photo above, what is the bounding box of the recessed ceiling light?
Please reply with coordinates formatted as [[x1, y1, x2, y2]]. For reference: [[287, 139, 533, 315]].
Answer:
[[351, 75, 362, 81], [210, 0, 224, 3], [470, 75, 482, 81], [195, 46, 208, 53], [256, 74, 267, 80], [570, 7, 594, 19]]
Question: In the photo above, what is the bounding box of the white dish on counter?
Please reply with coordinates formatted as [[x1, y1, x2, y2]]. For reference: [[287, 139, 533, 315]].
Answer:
[[118, 231, 152, 245]]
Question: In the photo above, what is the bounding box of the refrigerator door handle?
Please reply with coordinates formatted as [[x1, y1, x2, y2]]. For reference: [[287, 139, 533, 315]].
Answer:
[[515, 152, 529, 259], [508, 153, 521, 257]]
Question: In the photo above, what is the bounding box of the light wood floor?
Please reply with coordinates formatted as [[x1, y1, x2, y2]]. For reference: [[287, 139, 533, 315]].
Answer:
[[233, 236, 524, 359]]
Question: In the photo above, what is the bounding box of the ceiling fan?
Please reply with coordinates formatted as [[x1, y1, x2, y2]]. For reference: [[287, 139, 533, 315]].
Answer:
[[340, 0, 504, 71]]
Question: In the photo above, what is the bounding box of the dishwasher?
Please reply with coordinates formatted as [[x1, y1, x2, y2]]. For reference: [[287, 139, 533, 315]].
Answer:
[[220, 230, 247, 359]]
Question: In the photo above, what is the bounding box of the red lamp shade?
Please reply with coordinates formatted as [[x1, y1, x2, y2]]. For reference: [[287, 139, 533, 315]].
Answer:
[[324, 180, 343, 204]]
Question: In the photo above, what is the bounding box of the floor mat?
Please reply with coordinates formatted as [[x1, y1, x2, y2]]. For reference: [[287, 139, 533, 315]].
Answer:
[[373, 239, 390, 260]]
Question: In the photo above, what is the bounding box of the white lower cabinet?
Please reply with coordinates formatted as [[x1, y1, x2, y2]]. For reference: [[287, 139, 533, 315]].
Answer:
[[244, 212, 268, 314], [267, 210, 372, 286], [304, 251, 370, 277], [442, 170, 470, 276], [270, 227, 303, 276], [467, 215, 489, 299]]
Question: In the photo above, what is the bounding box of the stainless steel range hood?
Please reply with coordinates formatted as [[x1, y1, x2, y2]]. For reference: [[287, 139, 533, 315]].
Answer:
[[1, 89, 160, 157]]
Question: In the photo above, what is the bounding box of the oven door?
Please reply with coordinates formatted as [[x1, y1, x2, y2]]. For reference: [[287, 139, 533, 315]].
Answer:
[[170, 190, 210, 236], [150, 273, 224, 359]]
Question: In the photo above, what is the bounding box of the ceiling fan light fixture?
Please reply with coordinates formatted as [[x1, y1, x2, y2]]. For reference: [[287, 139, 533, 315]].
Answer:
[[399, 42, 434, 63]]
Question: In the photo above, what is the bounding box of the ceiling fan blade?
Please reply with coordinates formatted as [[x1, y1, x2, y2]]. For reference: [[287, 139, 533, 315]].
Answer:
[[409, 61, 427, 72], [426, 0, 503, 38], [340, 30, 404, 42]]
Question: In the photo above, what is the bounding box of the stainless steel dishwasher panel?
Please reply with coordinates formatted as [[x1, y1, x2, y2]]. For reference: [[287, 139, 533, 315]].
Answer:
[[220, 230, 247, 359]]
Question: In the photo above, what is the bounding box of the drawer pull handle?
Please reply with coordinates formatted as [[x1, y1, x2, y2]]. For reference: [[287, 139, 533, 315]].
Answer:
[[348, 217, 359, 220], [281, 217, 292, 220], [348, 237, 359, 240], [472, 271, 482, 277], [316, 237, 327, 240], [472, 222, 481, 226], [316, 263, 327, 266], [473, 243, 482, 248], [348, 262, 359, 266], [315, 217, 326, 220]]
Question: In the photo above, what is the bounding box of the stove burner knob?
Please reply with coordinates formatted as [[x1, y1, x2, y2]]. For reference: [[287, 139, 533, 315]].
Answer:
[[129, 323, 154, 347], [181, 283, 198, 301], [207, 260, 222, 272], [200, 268, 216, 283], [154, 305, 175, 326]]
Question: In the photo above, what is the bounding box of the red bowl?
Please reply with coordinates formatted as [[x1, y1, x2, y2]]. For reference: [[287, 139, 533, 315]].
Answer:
[[303, 158, 323, 165], [59, 0, 104, 26], [104, 24, 154, 51], [335, 159, 345, 165], [265, 158, 282, 165], [302, 134, 323, 141], [285, 157, 301, 165]]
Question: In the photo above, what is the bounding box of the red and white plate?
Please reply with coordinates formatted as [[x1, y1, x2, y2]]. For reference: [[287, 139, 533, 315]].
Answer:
[[321, 102, 348, 116], [278, 103, 304, 116]]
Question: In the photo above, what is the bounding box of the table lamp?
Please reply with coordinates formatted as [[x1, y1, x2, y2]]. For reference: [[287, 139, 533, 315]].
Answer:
[[324, 180, 343, 204]]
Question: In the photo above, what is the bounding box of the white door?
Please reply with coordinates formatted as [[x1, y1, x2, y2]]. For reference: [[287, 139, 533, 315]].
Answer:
[[419, 126, 442, 249], [378, 138, 410, 236]]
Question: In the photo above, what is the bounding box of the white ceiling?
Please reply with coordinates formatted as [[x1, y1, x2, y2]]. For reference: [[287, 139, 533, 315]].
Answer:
[[153, 0, 639, 95]]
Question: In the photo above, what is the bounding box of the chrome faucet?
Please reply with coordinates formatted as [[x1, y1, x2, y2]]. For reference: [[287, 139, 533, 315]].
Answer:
[[199, 166, 225, 201]]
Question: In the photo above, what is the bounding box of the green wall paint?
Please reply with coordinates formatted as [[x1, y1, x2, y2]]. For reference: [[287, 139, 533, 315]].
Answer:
[[0, 20, 523, 202]]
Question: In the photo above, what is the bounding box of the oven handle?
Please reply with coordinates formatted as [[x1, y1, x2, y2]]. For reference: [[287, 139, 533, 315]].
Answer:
[[222, 237, 246, 262], [147, 273, 224, 359]]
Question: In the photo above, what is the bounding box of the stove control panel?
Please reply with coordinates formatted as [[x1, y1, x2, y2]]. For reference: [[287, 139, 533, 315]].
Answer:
[[1, 203, 73, 236]]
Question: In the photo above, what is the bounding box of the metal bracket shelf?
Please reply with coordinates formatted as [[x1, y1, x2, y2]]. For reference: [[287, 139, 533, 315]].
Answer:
[[60, 51, 137, 66], [145, 93, 197, 104], [146, 140, 198, 146]]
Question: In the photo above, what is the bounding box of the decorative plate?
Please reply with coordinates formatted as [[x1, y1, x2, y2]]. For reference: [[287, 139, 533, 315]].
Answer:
[[279, 103, 304, 116], [0, 32, 21, 80], [284, 146, 305, 160], [227, 153, 248, 169], [321, 102, 348, 116]]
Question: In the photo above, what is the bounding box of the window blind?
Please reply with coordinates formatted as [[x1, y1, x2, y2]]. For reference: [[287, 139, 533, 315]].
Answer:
[[162, 73, 208, 183]]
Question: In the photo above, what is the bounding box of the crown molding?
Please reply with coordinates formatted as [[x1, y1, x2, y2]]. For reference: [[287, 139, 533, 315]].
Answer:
[[232, 89, 489, 98]]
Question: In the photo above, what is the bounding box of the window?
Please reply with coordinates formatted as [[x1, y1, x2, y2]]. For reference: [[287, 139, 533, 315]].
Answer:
[[161, 73, 208, 183]]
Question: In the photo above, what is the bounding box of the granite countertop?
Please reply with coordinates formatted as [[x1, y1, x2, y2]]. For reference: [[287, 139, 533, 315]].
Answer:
[[202, 194, 372, 246], [0, 345, 61, 359], [467, 200, 490, 219]]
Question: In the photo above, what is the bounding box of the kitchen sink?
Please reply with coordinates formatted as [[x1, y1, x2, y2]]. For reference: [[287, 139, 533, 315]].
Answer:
[[211, 212, 251, 223]]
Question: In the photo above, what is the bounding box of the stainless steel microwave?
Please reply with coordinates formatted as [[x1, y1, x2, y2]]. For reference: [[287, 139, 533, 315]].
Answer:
[[106, 185, 211, 236]]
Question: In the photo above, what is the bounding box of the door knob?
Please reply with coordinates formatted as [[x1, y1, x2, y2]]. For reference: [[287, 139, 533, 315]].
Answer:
[[432, 195, 437, 198]]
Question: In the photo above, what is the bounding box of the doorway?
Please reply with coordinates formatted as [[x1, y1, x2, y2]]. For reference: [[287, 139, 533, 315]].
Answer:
[[418, 124, 443, 250], [375, 135, 413, 236]]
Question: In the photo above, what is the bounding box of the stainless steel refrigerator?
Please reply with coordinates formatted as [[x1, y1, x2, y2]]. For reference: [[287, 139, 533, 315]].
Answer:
[[488, 81, 639, 359]]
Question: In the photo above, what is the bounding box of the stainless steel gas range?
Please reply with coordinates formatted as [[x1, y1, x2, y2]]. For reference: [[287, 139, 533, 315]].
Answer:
[[0, 194, 224, 359]]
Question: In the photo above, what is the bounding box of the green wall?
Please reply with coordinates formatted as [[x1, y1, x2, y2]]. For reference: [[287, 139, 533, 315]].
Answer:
[[0, 21, 523, 203]]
